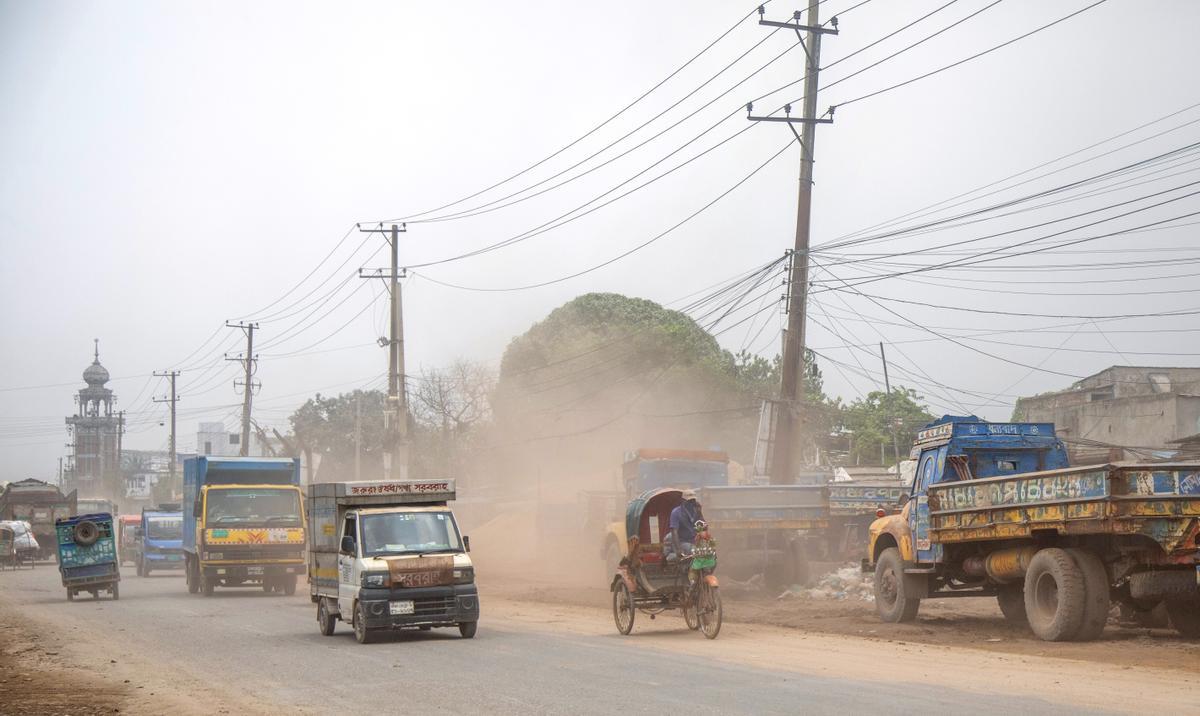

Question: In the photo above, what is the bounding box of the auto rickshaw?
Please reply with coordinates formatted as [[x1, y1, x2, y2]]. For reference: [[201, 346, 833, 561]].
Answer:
[[0, 525, 15, 570], [56, 513, 120, 601], [609, 488, 722, 639], [118, 514, 142, 566]]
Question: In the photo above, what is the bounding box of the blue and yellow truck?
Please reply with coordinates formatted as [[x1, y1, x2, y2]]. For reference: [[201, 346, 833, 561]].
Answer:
[[182, 456, 307, 597], [866, 415, 1200, 641]]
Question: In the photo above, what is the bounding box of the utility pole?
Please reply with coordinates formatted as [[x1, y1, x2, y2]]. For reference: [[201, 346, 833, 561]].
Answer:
[[359, 223, 409, 480], [225, 322, 259, 457], [748, 1, 836, 484], [880, 342, 901, 466], [354, 393, 362, 482], [153, 370, 180, 486]]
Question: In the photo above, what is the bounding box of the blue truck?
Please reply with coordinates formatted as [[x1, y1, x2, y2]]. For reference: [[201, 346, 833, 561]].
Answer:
[[182, 456, 307, 597], [136, 504, 184, 577], [56, 512, 120, 601], [867, 415, 1200, 641]]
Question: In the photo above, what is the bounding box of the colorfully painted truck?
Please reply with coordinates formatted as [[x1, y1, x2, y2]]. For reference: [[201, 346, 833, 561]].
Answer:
[[0, 479, 77, 560], [866, 415, 1200, 641], [136, 505, 184, 576], [307, 479, 479, 644], [182, 456, 306, 597], [56, 512, 120, 601], [602, 449, 827, 587]]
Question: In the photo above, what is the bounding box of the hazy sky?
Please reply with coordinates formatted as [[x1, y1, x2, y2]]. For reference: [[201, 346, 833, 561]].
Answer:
[[3, 0, 1199, 479]]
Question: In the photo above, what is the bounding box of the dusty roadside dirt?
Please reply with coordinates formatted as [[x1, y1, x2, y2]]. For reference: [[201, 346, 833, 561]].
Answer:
[[484, 572, 1200, 676]]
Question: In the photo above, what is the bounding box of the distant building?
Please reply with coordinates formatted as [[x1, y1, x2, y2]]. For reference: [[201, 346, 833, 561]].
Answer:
[[64, 341, 123, 497], [196, 422, 273, 457], [1013, 366, 1200, 461]]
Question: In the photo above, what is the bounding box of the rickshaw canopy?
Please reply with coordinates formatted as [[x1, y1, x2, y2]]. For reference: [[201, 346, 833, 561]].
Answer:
[[625, 488, 684, 546]]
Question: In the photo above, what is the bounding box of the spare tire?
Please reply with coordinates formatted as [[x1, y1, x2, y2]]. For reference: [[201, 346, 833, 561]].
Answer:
[[73, 521, 99, 547], [1129, 570, 1199, 601]]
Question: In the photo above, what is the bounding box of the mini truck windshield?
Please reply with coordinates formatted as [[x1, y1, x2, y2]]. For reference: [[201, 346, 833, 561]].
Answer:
[[146, 516, 182, 540], [361, 511, 462, 557], [206, 489, 301, 526]]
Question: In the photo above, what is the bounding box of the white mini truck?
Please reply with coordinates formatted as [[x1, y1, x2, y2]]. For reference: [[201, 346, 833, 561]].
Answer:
[[307, 479, 479, 643]]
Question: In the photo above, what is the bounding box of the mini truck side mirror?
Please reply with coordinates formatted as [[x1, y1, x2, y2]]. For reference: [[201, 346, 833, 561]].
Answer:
[[340, 535, 356, 555], [898, 493, 911, 508], [463, 535, 470, 553]]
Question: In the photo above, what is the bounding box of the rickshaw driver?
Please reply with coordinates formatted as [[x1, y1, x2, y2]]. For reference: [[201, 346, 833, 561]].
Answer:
[[665, 489, 704, 562]]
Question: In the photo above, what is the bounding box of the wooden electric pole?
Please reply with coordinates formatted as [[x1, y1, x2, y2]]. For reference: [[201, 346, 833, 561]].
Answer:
[[225, 322, 259, 457], [748, 1, 836, 484], [359, 223, 409, 480], [153, 370, 180, 484]]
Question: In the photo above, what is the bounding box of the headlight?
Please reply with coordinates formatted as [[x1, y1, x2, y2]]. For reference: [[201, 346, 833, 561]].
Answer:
[[362, 571, 390, 588], [453, 567, 475, 584]]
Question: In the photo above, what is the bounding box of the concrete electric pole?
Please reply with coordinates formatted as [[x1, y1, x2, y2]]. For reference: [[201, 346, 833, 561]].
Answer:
[[880, 342, 901, 466], [225, 322, 259, 457], [359, 223, 409, 480], [747, 1, 836, 484], [153, 370, 180, 485]]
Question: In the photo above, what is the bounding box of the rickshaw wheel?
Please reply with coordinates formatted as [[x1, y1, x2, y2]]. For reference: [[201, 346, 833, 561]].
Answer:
[[613, 580, 636, 635], [698, 584, 722, 640]]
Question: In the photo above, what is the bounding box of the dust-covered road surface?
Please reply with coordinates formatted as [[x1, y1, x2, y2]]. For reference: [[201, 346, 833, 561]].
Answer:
[[0, 566, 1194, 715]]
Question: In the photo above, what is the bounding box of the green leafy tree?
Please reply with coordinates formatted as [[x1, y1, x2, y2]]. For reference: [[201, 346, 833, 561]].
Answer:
[[840, 387, 933, 465], [289, 389, 388, 481]]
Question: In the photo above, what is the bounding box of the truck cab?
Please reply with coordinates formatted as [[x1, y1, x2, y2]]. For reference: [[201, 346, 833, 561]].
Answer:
[[137, 506, 184, 576], [868, 415, 1069, 569], [308, 480, 479, 644]]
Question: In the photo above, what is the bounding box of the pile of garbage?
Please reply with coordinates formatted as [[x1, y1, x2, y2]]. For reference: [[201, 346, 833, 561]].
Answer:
[[777, 564, 874, 602]]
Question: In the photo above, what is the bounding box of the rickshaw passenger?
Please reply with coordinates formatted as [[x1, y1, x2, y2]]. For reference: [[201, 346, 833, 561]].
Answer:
[[665, 489, 704, 561]]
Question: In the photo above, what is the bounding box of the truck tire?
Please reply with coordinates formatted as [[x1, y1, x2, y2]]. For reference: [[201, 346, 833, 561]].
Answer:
[[73, 520, 99, 547], [1166, 598, 1200, 638], [1066, 548, 1110, 642], [459, 621, 478, 639], [66, 588, 74, 602], [112, 583, 120, 601], [317, 598, 337, 636], [996, 584, 1028, 628], [135, 560, 143, 577], [874, 547, 919, 623], [186, 557, 200, 594], [283, 575, 297, 596], [1129, 570, 1200, 601], [1023, 548, 1086, 642], [353, 602, 375, 644], [200, 573, 215, 597], [143, 565, 152, 578]]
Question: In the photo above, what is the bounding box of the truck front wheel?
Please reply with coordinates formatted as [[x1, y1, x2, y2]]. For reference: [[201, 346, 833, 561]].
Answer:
[[459, 621, 478, 639], [283, 575, 297, 596], [1166, 598, 1200, 638], [874, 547, 919, 623], [1023, 548, 1086, 641], [186, 557, 200, 594], [997, 584, 1028, 628], [353, 602, 375, 644]]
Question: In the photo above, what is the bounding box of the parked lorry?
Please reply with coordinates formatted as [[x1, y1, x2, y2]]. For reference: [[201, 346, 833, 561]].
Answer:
[[56, 512, 120, 600], [77, 497, 119, 517], [307, 479, 479, 644], [866, 415, 1200, 641], [825, 479, 907, 560], [182, 456, 306, 597], [136, 505, 184, 576], [0, 479, 76, 560], [602, 449, 827, 587]]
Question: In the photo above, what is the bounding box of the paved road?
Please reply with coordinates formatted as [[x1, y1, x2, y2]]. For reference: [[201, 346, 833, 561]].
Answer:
[[0, 566, 1103, 715]]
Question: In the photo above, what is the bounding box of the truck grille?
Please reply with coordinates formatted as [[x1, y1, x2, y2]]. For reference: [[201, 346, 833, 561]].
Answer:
[[413, 596, 455, 616]]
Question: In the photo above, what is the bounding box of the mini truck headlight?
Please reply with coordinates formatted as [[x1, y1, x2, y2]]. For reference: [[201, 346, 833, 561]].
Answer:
[[362, 571, 390, 588], [453, 567, 475, 584]]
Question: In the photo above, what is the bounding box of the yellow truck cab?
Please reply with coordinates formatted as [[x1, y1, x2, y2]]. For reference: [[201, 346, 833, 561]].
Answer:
[[307, 479, 479, 644]]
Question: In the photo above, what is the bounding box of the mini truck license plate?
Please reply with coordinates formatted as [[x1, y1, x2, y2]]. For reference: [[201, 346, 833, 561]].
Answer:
[[389, 600, 414, 616]]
